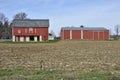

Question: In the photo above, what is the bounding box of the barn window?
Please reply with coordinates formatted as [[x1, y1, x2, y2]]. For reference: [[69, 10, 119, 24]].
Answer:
[[25, 28, 27, 33], [29, 28, 33, 32], [18, 30, 21, 34]]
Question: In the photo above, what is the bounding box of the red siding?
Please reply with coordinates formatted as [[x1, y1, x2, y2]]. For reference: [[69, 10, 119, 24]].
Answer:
[[72, 30, 81, 40], [99, 32, 104, 40], [60, 29, 109, 40], [64, 30, 70, 40], [94, 32, 98, 40], [83, 30, 93, 40], [104, 30, 109, 40], [13, 27, 48, 41]]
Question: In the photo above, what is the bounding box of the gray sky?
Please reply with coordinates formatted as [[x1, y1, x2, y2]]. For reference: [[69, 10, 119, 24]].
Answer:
[[0, 0, 120, 35]]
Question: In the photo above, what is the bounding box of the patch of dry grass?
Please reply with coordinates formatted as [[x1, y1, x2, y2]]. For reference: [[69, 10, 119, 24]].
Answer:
[[0, 41, 120, 72]]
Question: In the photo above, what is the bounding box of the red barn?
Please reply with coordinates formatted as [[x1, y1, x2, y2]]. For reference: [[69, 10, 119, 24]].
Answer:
[[60, 27, 109, 40], [11, 19, 49, 42]]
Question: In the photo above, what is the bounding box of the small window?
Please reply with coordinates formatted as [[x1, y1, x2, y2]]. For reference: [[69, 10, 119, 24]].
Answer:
[[25, 28, 27, 33], [18, 30, 21, 34], [29, 28, 33, 32]]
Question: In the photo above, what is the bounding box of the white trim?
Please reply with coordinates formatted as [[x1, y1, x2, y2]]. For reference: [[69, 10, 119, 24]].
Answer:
[[34, 36, 37, 42], [29, 28, 33, 33], [40, 36, 42, 41], [81, 30, 83, 39], [70, 30, 72, 40], [12, 27, 15, 42], [20, 37, 24, 42], [18, 30, 21, 34], [16, 36, 18, 42], [12, 36, 15, 42], [26, 37, 29, 42]]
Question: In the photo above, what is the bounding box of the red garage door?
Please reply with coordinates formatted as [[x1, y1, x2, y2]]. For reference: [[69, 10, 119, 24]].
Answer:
[[94, 32, 98, 40]]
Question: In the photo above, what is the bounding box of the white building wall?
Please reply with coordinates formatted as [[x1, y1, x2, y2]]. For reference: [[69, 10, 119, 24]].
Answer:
[[12, 36, 15, 42], [26, 37, 29, 42], [40, 36, 42, 41], [34, 36, 37, 42], [49, 36, 54, 40], [20, 37, 24, 42], [16, 36, 18, 42]]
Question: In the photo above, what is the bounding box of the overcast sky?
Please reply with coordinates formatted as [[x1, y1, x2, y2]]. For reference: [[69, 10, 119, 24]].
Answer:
[[0, 0, 120, 35]]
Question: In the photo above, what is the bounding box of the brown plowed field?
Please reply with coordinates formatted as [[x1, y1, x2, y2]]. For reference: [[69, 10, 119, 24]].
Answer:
[[0, 41, 120, 71]]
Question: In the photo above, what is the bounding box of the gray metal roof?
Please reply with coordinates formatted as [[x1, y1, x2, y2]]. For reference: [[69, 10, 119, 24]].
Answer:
[[11, 19, 49, 27], [61, 27, 108, 31]]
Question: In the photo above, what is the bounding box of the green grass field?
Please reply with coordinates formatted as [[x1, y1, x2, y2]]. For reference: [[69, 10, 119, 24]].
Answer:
[[0, 69, 120, 80]]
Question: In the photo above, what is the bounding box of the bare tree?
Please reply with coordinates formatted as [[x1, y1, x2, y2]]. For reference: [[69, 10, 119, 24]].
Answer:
[[114, 24, 120, 40], [0, 12, 7, 24], [4, 20, 9, 28], [0, 21, 3, 27], [50, 30, 56, 37], [13, 12, 27, 20]]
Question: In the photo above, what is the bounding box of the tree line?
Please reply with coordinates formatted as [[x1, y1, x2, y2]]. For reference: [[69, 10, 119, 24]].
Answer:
[[0, 12, 27, 39]]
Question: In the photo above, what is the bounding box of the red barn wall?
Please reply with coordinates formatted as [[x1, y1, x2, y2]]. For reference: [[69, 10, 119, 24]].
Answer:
[[18, 36, 20, 42], [61, 29, 109, 40], [72, 30, 81, 40], [99, 31, 104, 40], [94, 32, 99, 40], [104, 30, 109, 40], [64, 30, 70, 40], [83, 30, 93, 40], [24, 36, 26, 42], [13, 27, 48, 41]]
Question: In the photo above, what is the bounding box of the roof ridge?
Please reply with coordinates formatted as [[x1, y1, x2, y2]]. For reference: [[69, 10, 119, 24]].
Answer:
[[62, 27, 108, 30], [13, 19, 49, 21]]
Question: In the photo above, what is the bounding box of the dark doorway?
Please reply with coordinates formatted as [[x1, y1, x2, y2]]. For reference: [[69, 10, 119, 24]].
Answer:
[[30, 36, 34, 41], [37, 36, 39, 41]]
